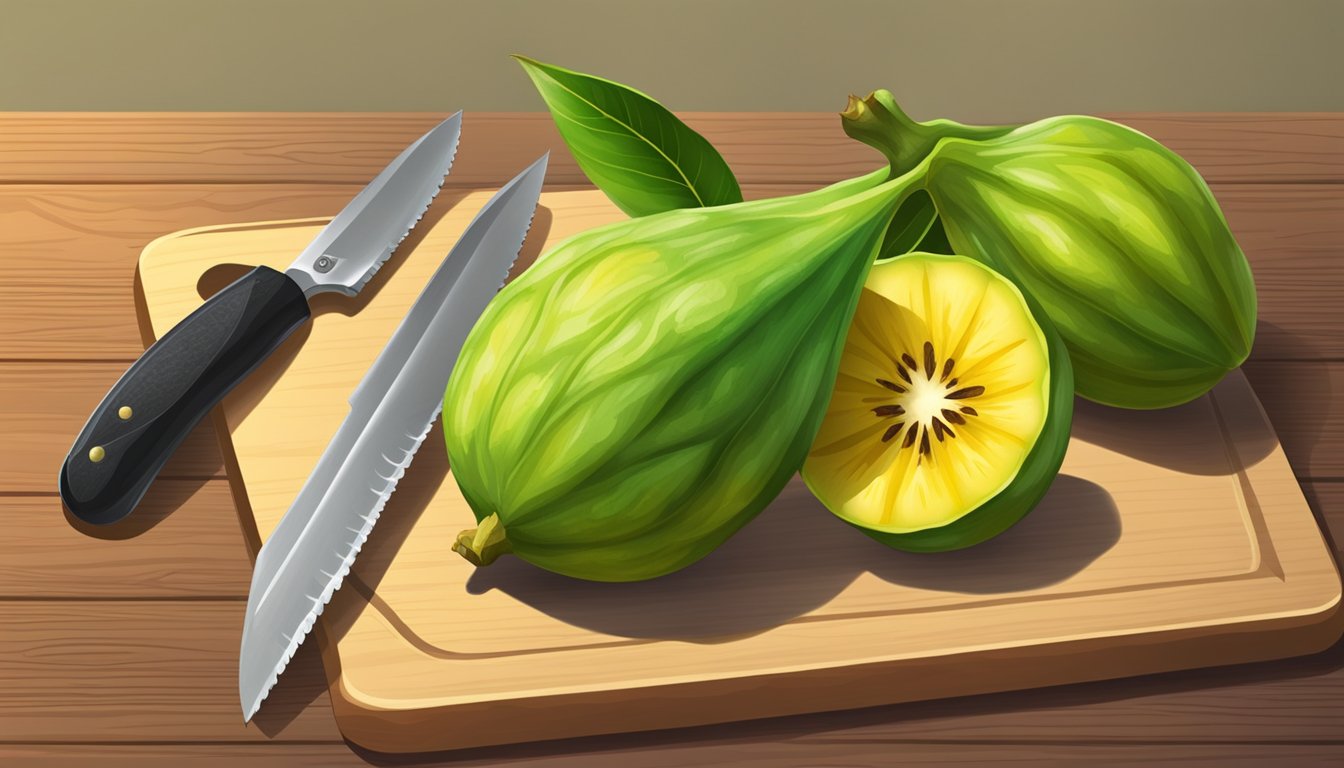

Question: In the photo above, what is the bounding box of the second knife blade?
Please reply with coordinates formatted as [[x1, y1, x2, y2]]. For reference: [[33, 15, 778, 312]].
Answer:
[[239, 154, 549, 721]]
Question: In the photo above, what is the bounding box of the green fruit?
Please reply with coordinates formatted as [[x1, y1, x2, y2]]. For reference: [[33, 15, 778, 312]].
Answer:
[[803, 253, 1073, 552], [443, 172, 908, 581], [844, 91, 1257, 409]]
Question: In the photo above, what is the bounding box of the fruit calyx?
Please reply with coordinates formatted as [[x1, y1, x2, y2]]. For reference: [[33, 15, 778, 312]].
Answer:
[[453, 513, 513, 566]]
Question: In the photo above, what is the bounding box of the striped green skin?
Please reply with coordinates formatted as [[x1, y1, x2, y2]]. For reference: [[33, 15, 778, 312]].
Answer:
[[926, 117, 1257, 409], [443, 172, 902, 582]]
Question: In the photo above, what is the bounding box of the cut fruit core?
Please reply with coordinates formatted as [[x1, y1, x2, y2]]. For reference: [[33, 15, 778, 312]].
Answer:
[[873, 340, 987, 459], [804, 254, 1053, 534]]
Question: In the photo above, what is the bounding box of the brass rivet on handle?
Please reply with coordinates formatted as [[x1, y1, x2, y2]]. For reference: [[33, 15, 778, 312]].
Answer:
[[118, 406, 133, 420], [88, 446, 106, 463]]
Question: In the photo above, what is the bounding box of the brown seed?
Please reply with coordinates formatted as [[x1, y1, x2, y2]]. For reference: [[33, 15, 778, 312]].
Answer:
[[960, 406, 978, 416], [876, 378, 906, 393], [942, 408, 967, 425], [933, 419, 956, 441], [901, 352, 918, 370], [947, 385, 986, 400], [941, 358, 955, 382], [902, 425, 919, 449], [923, 342, 936, 378], [873, 404, 906, 417], [896, 364, 912, 384], [882, 423, 904, 443], [919, 430, 932, 457]]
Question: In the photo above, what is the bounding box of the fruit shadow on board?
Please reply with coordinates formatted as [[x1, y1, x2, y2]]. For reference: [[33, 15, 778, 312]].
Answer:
[[1253, 318, 1323, 361], [1070, 376, 1278, 476], [465, 475, 1120, 642]]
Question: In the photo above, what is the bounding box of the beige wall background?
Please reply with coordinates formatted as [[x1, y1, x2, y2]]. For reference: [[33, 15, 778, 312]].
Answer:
[[2, 0, 1340, 120]]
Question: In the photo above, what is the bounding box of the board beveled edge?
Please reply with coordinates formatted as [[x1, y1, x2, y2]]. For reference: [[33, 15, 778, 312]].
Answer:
[[326, 599, 1342, 754]]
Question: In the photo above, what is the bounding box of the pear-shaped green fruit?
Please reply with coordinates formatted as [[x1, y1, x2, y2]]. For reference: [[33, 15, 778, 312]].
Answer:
[[844, 91, 1257, 409], [444, 172, 907, 581]]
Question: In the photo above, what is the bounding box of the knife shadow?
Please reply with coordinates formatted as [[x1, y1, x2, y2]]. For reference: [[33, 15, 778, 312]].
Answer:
[[323, 421, 452, 645], [244, 426, 451, 738], [507, 202, 554, 281], [61, 465, 216, 539], [248, 632, 332, 737]]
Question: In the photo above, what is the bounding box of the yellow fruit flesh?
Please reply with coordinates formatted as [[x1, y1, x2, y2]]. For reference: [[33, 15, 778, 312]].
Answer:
[[804, 256, 1051, 533]]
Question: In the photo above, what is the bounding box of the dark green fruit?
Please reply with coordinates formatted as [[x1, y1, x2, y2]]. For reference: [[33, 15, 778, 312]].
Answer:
[[845, 90, 1257, 409]]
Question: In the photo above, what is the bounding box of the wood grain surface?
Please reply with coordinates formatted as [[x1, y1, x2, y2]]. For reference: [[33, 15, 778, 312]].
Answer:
[[1, 112, 1341, 766], [0, 113, 1341, 184]]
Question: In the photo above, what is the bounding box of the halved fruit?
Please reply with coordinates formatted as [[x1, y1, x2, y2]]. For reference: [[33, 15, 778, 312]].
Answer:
[[803, 253, 1073, 552]]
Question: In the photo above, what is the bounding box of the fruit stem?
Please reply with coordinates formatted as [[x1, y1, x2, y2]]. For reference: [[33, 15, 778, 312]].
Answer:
[[453, 512, 513, 567], [841, 90, 1015, 179]]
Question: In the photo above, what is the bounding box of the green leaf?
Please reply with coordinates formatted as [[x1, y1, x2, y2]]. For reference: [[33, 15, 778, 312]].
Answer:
[[515, 55, 743, 217]]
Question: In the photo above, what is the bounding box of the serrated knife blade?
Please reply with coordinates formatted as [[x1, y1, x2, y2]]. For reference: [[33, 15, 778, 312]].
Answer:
[[239, 154, 549, 721]]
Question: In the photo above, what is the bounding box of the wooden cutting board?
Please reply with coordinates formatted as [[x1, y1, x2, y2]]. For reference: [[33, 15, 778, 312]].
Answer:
[[135, 187, 1342, 754]]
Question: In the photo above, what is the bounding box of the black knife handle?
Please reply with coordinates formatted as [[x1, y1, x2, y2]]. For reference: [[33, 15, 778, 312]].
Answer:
[[60, 266, 311, 525]]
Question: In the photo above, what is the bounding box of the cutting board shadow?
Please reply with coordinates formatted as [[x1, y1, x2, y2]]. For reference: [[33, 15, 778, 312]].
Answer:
[[135, 187, 1342, 754]]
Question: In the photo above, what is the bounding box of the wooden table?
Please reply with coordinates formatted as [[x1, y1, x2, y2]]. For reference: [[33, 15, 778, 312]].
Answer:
[[1, 113, 1341, 766]]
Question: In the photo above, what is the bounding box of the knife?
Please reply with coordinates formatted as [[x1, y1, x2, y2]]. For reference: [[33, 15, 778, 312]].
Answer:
[[239, 154, 549, 721], [59, 113, 463, 525]]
